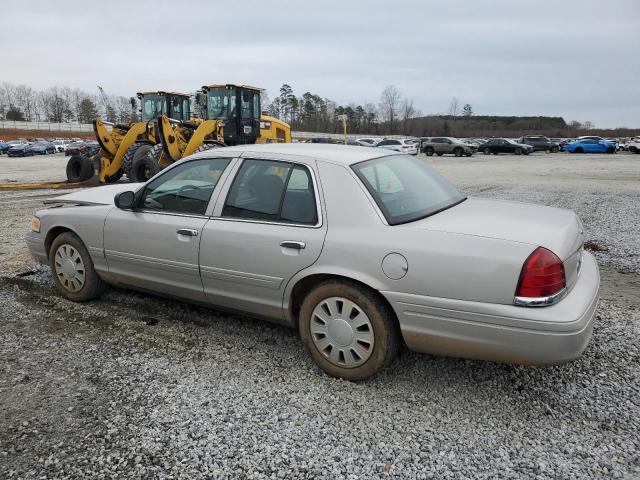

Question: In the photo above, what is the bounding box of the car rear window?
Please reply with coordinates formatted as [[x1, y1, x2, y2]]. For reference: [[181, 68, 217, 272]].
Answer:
[[352, 155, 466, 225]]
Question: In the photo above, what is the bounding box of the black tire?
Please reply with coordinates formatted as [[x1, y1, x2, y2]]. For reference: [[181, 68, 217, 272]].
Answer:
[[131, 144, 164, 183], [575, 147, 584, 153], [424, 147, 434, 156], [66, 154, 93, 182], [606, 147, 615, 154], [514, 148, 522, 155], [551, 146, 559, 153], [483, 148, 491, 155], [454, 147, 463, 157], [299, 280, 400, 381], [122, 143, 152, 181], [49, 232, 107, 302]]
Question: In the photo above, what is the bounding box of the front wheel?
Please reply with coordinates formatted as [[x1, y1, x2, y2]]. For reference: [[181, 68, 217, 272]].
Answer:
[[514, 148, 522, 155], [49, 232, 107, 302], [299, 281, 400, 381], [454, 147, 463, 157]]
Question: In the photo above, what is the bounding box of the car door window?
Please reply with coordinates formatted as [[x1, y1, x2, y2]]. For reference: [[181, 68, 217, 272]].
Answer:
[[140, 158, 231, 215], [223, 159, 317, 225]]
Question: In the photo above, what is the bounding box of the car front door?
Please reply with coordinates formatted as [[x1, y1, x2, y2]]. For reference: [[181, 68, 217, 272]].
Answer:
[[103, 157, 233, 302], [199, 156, 327, 320]]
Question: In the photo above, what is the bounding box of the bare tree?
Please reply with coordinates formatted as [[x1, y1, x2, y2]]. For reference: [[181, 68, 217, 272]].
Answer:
[[582, 120, 594, 130], [448, 97, 460, 117], [379, 85, 402, 133], [15, 84, 37, 121]]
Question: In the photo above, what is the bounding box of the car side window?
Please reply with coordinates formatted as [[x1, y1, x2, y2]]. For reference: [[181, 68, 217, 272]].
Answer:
[[140, 158, 231, 215], [223, 159, 317, 225], [377, 140, 391, 146]]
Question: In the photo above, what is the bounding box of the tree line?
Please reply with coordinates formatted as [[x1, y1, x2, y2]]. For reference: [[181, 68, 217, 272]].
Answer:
[[2, 80, 630, 138], [0, 82, 137, 124]]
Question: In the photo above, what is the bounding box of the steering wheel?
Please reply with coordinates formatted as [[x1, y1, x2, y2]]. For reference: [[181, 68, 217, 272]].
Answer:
[[176, 184, 200, 211]]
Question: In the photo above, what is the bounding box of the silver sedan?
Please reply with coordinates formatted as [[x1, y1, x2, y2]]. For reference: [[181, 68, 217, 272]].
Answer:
[[26, 144, 599, 380]]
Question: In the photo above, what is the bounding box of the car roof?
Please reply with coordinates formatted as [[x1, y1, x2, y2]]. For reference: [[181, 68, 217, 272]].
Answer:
[[192, 143, 400, 166]]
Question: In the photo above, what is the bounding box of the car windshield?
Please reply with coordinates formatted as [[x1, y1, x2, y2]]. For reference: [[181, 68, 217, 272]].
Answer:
[[352, 155, 466, 225]]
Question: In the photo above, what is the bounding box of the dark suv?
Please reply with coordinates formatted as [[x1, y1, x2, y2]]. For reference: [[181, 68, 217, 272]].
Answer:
[[517, 135, 560, 153]]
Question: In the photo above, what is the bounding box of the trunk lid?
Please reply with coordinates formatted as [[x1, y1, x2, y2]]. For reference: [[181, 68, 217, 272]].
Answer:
[[413, 197, 585, 261]]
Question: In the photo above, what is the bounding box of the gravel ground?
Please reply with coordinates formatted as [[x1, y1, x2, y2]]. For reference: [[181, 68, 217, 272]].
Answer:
[[0, 152, 639, 479]]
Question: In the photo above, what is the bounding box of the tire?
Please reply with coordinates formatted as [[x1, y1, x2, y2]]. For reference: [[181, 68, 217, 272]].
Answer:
[[606, 147, 615, 154], [483, 148, 491, 155], [424, 147, 434, 156], [575, 147, 584, 153], [66, 154, 93, 182], [514, 148, 522, 155], [130, 144, 164, 183], [454, 147, 463, 157], [551, 146, 559, 153], [122, 143, 152, 181], [299, 280, 400, 381], [49, 232, 107, 302]]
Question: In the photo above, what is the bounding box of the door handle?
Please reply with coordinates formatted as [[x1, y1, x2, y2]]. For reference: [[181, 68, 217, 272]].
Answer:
[[280, 240, 305, 250], [177, 228, 198, 237]]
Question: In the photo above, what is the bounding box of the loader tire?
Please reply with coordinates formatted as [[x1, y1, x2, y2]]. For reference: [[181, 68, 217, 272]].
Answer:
[[122, 143, 152, 181], [66, 154, 93, 182], [131, 144, 164, 183]]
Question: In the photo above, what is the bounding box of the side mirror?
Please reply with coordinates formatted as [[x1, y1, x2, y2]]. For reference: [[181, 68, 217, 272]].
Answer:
[[114, 191, 136, 209]]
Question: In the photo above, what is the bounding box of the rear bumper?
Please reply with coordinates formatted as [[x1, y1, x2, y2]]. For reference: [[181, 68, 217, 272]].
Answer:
[[382, 252, 600, 365]]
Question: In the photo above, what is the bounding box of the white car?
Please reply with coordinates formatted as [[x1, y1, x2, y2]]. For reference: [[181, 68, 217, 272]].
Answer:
[[627, 137, 640, 154], [376, 138, 418, 155], [355, 138, 379, 147], [52, 140, 69, 153]]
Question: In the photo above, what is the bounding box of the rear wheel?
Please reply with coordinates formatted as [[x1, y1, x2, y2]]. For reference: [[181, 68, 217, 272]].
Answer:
[[130, 144, 164, 183], [454, 147, 463, 157], [66, 154, 93, 182], [49, 232, 107, 302], [483, 148, 491, 155], [575, 147, 584, 153], [299, 280, 400, 381], [514, 148, 522, 155], [606, 147, 615, 154], [551, 146, 559, 153], [424, 147, 434, 156]]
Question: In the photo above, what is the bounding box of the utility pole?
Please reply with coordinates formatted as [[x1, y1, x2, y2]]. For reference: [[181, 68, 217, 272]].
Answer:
[[337, 114, 348, 144]]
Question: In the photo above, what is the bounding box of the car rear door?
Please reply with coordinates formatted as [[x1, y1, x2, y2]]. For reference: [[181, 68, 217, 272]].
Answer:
[[199, 154, 327, 320], [103, 157, 233, 302]]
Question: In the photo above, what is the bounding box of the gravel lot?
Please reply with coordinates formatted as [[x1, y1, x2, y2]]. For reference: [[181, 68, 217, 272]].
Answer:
[[1, 151, 639, 479]]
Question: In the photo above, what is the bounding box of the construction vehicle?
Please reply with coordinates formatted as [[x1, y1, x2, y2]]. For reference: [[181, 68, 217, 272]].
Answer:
[[65, 90, 192, 184], [131, 84, 291, 182]]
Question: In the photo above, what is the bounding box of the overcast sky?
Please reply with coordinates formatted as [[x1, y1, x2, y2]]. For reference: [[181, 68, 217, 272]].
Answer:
[[2, 0, 638, 128]]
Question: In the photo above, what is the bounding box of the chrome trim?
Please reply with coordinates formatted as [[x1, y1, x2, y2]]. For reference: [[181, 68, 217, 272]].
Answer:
[[138, 209, 208, 219], [280, 240, 306, 250], [514, 288, 567, 307]]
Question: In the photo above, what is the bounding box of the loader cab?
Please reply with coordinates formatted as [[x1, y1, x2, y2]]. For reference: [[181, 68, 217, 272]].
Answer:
[[201, 84, 261, 145], [137, 91, 190, 123]]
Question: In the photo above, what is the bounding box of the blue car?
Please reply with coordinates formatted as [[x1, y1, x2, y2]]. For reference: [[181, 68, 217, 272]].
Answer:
[[566, 138, 616, 154], [7, 142, 32, 157], [26, 141, 56, 155], [0, 140, 8, 154]]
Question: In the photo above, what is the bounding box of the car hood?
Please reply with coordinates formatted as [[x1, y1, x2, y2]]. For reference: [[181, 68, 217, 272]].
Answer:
[[44, 183, 143, 206], [412, 197, 584, 260]]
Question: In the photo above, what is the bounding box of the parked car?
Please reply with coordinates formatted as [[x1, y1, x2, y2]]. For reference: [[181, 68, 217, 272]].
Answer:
[[65, 142, 87, 156], [0, 140, 8, 154], [478, 138, 533, 155], [355, 138, 379, 147], [26, 141, 56, 155], [52, 139, 70, 153], [517, 135, 560, 153], [421, 137, 477, 157], [565, 138, 616, 154], [627, 137, 640, 154], [376, 138, 418, 155], [84, 141, 100, 157], [7, 141, 32, 157], [26, 144, 599, 380]]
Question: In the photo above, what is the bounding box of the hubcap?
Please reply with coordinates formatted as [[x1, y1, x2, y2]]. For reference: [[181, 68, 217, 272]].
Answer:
[[310, 297, 374, 368], [54, 244, 85, 293]]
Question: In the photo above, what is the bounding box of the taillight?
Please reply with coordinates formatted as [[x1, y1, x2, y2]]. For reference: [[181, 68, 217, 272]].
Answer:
[[516, 247, 566, 298]]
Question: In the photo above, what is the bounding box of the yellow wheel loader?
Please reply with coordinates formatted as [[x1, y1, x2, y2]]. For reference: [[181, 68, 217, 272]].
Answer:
[[66, 91, 192, 184], [133, 84, 291, 182]]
